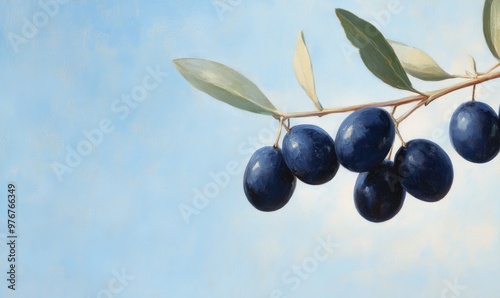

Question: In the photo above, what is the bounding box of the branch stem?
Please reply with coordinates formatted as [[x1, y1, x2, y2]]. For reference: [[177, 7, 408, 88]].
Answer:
[[281, 94, 424, 119], [277, 70, 500, 121]]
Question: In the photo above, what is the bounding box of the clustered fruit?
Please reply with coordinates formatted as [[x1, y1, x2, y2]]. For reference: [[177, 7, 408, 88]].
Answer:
[[243, 102, 500, 222]]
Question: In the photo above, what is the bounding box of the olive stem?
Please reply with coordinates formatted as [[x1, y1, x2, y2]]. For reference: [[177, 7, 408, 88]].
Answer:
[[284, 118, 291, 133], [396, 99, 426, 123], [394, 124, 406, 148], [425, 70, 500, 105], [279, 94, 423, 119], [484, 62, 500, 74], [273, 116, 285, 148], [277, 69, 500, 122], [387, 106, 398, 160]]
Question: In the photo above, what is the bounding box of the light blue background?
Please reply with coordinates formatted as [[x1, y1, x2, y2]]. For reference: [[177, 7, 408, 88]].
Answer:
[[1, 0, 499, 297]]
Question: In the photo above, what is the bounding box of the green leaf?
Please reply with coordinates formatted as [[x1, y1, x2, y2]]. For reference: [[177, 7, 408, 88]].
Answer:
[[388, 40, 455, 81], [173, 58, 278, 116], [335, 9, 418, 93], [484, 0, 500, 59], [293, 31, 323, 110]]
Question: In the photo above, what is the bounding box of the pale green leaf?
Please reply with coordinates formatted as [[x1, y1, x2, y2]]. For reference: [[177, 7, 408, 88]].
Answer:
[[484, 0, 500, 59], [293, 31, 323, 110], [388, 40, 455, 81], [173, 58, 278, 116], [335, 9, 419, 93], [468, 54, 478, 73]]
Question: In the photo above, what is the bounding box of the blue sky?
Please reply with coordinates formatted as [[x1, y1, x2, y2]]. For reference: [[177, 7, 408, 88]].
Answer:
[[0, 0, 499, 297]]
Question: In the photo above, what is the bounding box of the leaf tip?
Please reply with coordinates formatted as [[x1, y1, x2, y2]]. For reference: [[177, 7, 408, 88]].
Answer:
[[172, 58, 183, 64], [172, 58, 186, 71], [335, 8, 351, 20]]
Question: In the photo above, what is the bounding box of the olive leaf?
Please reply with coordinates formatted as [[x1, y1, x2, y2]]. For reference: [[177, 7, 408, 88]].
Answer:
[[484, 0, 500, 59], [293, 31, 323, 110], [468, 54, 478, 73], [388, 40, 456, 81], [173, 58, 279, 116], [335, 9, 419, 93]]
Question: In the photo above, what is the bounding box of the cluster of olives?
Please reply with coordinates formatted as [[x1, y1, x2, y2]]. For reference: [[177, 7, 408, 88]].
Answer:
[[243, 101, 500, 222]]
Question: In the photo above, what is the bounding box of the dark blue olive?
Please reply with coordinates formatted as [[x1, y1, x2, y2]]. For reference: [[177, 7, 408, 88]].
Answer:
[[354, 160, 405, 223], [282, 125, 339, 185], [335, 107, 395, 172], [394, 139, 453, 202], [449, 101, 500, 163], [243, 146, 296, 212]]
